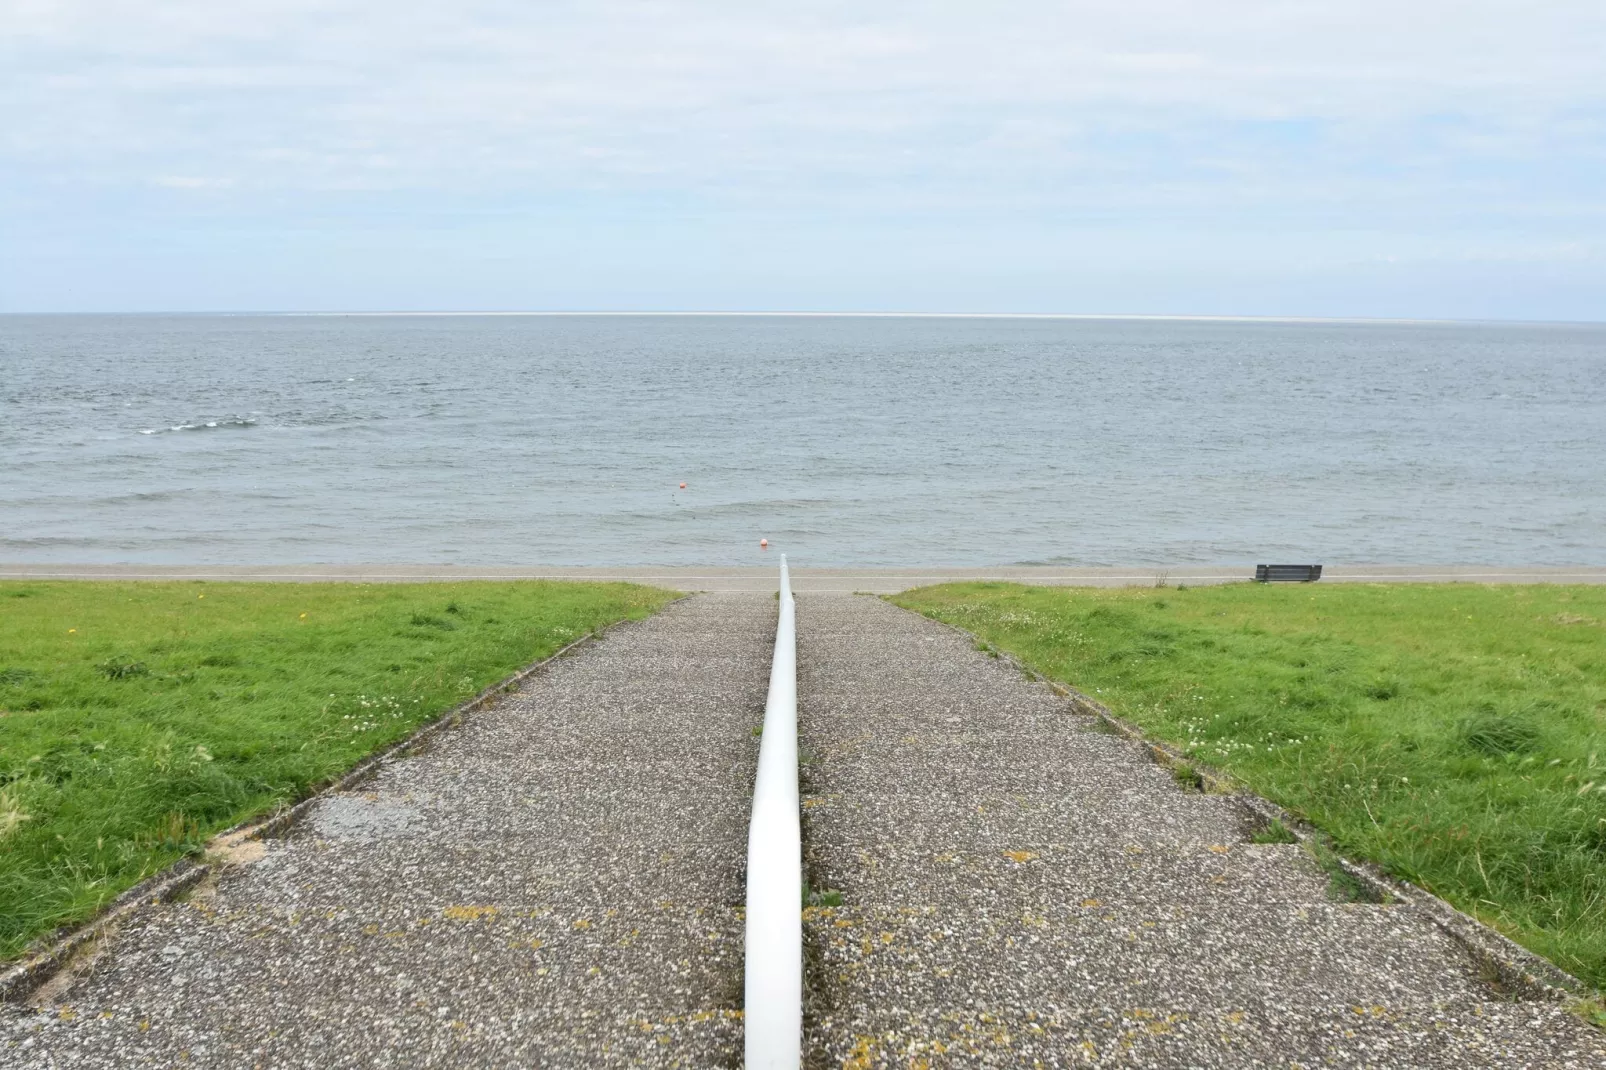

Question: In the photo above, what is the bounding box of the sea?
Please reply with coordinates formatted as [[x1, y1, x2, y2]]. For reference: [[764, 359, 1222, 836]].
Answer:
[[2, 314, 1603, 567]]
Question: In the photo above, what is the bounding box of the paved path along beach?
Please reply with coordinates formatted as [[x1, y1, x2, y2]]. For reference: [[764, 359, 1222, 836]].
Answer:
[[0, 595, 772, 1067], [796, 594, 1604, 1067]]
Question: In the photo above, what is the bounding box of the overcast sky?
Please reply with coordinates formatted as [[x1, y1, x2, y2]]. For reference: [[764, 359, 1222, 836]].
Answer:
[[3, 1, 1603, 317]]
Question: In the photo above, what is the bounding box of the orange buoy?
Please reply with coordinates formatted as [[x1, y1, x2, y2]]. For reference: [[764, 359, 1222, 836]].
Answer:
[[679, 482, 687, 489], [760, 539, 769, 550]]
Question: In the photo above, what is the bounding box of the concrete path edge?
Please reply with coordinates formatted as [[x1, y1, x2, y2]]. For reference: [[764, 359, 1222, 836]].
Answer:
[[904, 596, 1593, 1007], [0, 603, 681, 1004]]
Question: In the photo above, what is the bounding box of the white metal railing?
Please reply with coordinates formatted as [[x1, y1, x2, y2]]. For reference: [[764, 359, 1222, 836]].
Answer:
[[744, 555, 800, 1068]]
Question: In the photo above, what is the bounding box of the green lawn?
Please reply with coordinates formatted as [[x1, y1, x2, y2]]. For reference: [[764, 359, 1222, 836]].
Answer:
[[0, 579, 676, 958], [892, 581, 1606, 988]]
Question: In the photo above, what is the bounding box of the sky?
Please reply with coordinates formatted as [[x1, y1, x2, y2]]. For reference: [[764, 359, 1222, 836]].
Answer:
[[2, 1, 1604, 318]]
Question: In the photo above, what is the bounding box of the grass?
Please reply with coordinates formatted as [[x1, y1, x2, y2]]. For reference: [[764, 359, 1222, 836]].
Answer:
[[803, 882, 844, 908], [1249, 817, 1299, 845], [0, 579, 676, 959], [892, 581, 1606, 988]]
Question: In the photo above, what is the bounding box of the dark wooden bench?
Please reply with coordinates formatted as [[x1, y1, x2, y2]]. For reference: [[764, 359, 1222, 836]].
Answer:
[[1255, 564, 1323, 583]]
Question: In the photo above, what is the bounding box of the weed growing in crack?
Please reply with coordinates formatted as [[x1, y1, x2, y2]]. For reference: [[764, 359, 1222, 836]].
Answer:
[[802, 882, 843, 908], [1169, 760, 1205, 793], [1250, 818, 1299, 844]]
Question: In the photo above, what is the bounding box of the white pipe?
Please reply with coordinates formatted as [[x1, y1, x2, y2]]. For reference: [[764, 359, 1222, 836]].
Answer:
[[744, 555, 800, 1068]]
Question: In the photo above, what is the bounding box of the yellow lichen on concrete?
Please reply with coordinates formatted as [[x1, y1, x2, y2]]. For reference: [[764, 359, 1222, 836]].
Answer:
[[841, 1034, 879, 1069]]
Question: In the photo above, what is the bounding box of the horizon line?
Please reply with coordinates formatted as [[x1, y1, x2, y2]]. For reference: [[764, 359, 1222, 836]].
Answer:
[[4, 310, 1603, 327]]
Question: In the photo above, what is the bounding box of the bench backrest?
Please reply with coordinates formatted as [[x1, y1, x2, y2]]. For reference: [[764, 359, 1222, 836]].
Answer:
[[1255, 564, 1323, 583]]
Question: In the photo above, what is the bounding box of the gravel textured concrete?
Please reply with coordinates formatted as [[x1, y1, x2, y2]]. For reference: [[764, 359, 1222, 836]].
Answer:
[[0, 594, 773, 1069], [796, 594, 1605, 1068]]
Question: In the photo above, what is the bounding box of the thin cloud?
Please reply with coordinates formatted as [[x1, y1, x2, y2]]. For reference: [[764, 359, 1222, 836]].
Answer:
[[6, 1, 1603, 188], [1, 1, 1602, 314]]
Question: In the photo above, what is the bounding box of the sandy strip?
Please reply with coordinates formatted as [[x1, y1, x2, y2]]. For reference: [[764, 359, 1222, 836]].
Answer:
[[1, 563, 1604, 592]]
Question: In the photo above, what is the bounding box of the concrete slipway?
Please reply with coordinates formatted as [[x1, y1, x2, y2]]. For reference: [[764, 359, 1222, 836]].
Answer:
[[2, 593, 1602, 1067]]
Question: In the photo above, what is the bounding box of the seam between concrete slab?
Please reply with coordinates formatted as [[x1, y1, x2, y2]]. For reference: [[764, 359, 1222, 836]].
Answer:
[[893, 595, 1591, 1007], [0, 600, 683, 1005]]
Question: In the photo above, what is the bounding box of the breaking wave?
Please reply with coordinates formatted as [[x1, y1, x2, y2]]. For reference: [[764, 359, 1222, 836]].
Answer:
[[139, 418, 257, 435]]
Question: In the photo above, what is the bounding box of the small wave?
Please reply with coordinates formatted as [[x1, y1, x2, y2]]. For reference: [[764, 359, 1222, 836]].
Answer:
[[139, 418, 257, 435]]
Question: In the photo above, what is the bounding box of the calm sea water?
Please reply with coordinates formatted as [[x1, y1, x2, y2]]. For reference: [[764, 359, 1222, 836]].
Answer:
[[2, 314, 1603, 566]]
